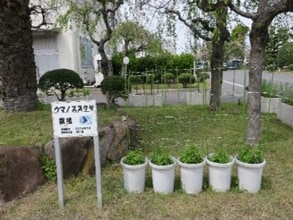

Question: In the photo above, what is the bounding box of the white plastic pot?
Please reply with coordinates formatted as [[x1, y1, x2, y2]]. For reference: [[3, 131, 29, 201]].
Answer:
[[178, 158, 206, 194], [235, 157, 266, 193], [120, 157, 148, 193], [149, 157, 176, 194], [206, 154, 234, 192]]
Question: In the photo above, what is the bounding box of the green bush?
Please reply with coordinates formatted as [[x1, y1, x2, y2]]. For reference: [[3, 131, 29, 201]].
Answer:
[[112, 52, 194, 75], [161, 72, 175, 86], [39, 148, 57, 181], [266, 64, 278, 72], [146, 74, 155, 84], [38, 68, 83, 101], [129, 75, 141, 94], [197, 72, 210, 82], [100, 75, 130, 107], [177, 73, 195, 88], [277, 42, 293, 68], [261, 79, 279, 97], [288, 64, 293, 71], [278, 82, 293, 106]]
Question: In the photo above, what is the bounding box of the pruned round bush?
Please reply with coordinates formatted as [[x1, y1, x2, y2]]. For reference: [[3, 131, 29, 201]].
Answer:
[[38, 68, 83, 101], [146, 74, 155, 84], [177, 73, 195, 88], [266, 64, 278, 72], [161, 72, 175, 85], [129, 75, 141, 84], [100, 75, 130, 107], [288, 64, 293, 71], [197, 72, 210, 82]]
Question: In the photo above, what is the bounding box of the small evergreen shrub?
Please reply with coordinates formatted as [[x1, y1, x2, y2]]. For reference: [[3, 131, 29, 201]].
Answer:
[[266, 64, 278, 72], [161, 72, 175, 86], [129, 75, 141, 94], [288, 64, 293, 71], [261, 79, 279, 97], [197, 72, 210, 82], [146, 74, 155, 84], [177, 73, 195, 88], [38, 68, 84, 101], [100, 75, 130, 106], [278, 82, 293, 106]]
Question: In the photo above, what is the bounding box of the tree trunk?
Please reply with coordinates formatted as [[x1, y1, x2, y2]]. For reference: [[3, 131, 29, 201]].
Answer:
[[209, 40, 224, 111], [98, 43, 111, 78], [0, 0, 38, 112], [246, 22, 269, 144], [209, 5, 229, 111]]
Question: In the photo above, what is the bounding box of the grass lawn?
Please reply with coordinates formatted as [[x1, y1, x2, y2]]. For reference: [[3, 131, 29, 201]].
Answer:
[[0, 103, 293, 219]]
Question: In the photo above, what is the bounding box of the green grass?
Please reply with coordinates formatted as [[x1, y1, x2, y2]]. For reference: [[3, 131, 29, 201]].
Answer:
[[1, 103, 293, 219]]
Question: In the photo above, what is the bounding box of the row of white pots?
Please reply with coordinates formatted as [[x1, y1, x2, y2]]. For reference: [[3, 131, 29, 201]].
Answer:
[[121, 155, 266, 194]]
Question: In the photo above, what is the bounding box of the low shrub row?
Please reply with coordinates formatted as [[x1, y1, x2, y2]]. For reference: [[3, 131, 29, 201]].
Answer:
[[261, 79, 293, 106]]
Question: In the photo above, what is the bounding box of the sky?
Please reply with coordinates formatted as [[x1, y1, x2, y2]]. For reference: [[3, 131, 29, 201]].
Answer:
[[175, 16, 252, 54]]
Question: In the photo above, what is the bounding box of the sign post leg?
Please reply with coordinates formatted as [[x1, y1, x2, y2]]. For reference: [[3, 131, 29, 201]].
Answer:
[[54, 137, 64, 209], [93, 135, 102, 209]]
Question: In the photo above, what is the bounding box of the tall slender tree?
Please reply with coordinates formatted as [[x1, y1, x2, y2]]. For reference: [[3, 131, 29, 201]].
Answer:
[[57, 0, 124, 77], [229, 0, 293, 144], [154, 0, 230, 110]]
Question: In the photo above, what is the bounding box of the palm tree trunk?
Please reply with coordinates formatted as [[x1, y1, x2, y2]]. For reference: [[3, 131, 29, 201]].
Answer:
[[0, 0, 38, 112]]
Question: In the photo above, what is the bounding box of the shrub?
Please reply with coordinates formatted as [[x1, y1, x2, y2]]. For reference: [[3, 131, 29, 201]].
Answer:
[[266, 64, 278, 72], [39, 148, 57, 181], [100, 75, 130, 107], [197, 72, 210, 82], [177, 73, 195, 88], [161, 72, 175, 86], [129, 75, 141, 94], [261, 79, 279, 97], [38, 68, 84, 101], [288, 64, 293, 71], [278, 82, 293, 106], [146, 74, 155, 84]]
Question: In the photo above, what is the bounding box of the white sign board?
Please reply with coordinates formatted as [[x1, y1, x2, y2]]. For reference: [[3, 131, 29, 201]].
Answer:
[[51, 100, 98, 137], [51, 100, 102, 209]]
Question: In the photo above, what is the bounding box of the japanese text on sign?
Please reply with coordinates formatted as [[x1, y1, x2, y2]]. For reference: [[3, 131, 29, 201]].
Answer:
[[51, 100, 98, 137]]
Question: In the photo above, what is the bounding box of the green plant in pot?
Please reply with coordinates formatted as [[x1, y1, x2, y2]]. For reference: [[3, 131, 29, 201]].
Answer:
[[208, 148, 232, 163], [178, 145, 206, 194], [149, 148, 176, 194], [123, 150, 146, 165], [150, 148, 174, 165], [237, 145, 264, 164], [206, 148, 234, 192], [235, 145, 266, 193], [179, 145, 204, 164], [120, 150, 148, 193]]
